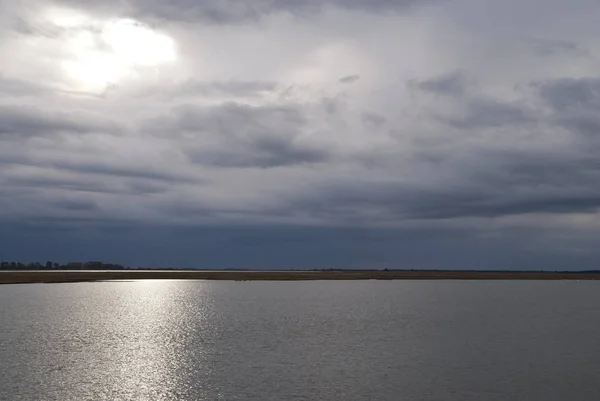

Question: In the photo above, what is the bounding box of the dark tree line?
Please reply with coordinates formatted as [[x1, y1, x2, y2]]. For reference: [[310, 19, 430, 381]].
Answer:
[[0, 261, 127, 270]]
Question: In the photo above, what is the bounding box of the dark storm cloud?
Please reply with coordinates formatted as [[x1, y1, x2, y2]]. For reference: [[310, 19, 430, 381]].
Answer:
[[405, 191, 600, 220], [294, 161, 600, 222], [151, 80, 278, 99], [439, 98, 534, 129], [415, 107, 600, 218], [56, 0, 437, 23], [4, 176, 115, 194], [1, 221, 588, 271], [528, 38, 588, 57], [0, 154, 196, 200], [170, 102, 307, 134], [534, 77, 600, 136], [0, 75, 48, 97], [188, 137, 329, 168], [48, 161, 197, 183], [363, 75, 600, 221], [11, 15, 72, 38], [413, 71, 468, 97], [556, 114, 600, 137], [150, 102, 329, 168], [536, 77, 600, 111], [361, 111, 386, 125], [0, 106, 120, 137], [320, 97, 340, 115], [3, 175, 170, 195], [339, 75, 360, 84], [287, 100, 600, 221], [125, 181, 170, 195], [54, 197, 99, 211]]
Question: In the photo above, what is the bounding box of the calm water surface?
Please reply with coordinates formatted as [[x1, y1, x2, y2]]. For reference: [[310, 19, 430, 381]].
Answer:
[[1, 280, 599, 400]]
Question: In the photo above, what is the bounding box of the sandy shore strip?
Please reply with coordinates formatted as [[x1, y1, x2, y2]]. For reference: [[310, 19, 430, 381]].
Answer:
[[2, 270, 600, 284]]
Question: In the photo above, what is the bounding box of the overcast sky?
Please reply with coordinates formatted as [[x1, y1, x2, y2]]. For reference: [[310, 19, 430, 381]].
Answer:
[[1, 0, 600, 269]]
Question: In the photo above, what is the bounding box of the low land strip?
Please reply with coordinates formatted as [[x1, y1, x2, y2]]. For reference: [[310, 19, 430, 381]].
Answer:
[[2, 270, 600, 284]]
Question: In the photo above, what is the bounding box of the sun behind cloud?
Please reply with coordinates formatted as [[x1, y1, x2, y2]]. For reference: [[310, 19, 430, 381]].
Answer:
[[56, 13, 177, 92], [101, 19, 176, 67]]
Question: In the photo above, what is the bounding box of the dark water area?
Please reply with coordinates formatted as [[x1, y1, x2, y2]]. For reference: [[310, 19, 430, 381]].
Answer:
[[1, 280, 599, 400]]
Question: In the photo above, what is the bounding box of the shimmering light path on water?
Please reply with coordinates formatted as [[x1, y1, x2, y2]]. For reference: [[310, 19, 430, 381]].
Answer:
[[1, 280, 600, 400]]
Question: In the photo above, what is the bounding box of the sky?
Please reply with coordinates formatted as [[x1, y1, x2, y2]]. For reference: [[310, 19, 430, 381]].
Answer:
[[1, 0, 600, 269]]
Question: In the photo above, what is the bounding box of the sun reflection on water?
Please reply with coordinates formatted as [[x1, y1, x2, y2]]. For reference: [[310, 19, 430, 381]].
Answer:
[[89, 280, 217, 400]]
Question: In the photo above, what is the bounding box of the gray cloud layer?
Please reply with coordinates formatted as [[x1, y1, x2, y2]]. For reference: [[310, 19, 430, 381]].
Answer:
[[53, 0, 436, 23], [1, 0, 600, 268]]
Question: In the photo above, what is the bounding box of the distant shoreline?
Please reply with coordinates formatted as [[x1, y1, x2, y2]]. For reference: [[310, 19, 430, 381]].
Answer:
[[2, 270, 600, 284]]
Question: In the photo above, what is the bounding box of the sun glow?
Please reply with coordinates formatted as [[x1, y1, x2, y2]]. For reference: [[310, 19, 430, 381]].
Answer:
[[102, 19, 176, 66], [56, 14, 177, 92]]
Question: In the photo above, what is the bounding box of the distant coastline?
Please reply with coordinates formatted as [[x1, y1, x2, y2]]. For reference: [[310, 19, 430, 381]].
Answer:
[[2, 269, 600, 284]]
